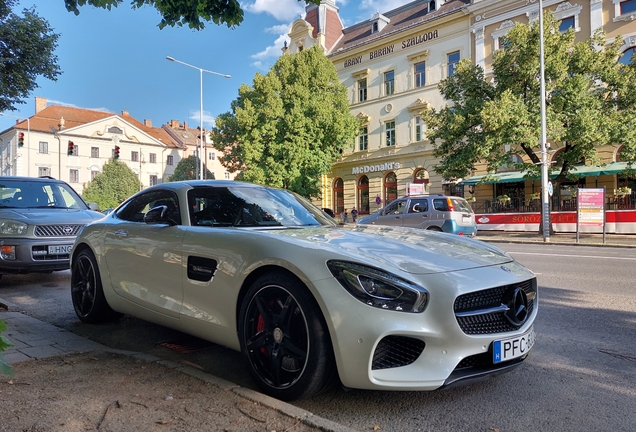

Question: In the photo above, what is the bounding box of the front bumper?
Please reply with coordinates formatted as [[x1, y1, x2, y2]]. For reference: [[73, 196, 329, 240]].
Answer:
[[0, 237, 76, 274], [313, 261, 537, 391]]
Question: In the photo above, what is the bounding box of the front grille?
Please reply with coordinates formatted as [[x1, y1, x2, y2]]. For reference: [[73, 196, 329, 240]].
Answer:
[[34, 224, 84, 237], [371, 336, 425, 370], [454, 279, 536, 335], [455, 352, 492, 369]]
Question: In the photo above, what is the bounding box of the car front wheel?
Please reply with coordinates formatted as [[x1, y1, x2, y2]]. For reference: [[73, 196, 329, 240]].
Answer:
[[71, 248, 121, 323], [238, 272, 336, 401]]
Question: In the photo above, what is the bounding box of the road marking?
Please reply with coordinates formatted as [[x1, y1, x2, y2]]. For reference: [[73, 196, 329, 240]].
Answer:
[[510, 251, 636, 261]]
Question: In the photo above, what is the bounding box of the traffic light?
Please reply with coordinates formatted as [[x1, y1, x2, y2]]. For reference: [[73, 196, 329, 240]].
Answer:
[[67, 141, 75, 155], [18, 132, 25, 147], [114, 145, 120, 159]]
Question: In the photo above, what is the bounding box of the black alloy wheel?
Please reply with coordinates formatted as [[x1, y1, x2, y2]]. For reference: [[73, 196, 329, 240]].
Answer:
[[239, 272, 335, 401], [71, 249, 120, 323]]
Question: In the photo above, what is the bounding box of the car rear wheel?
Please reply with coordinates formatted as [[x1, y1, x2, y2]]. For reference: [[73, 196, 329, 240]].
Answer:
[[71, 249, 121, 323], [238, 272, 336, 401], [427, 226, 443, 232]]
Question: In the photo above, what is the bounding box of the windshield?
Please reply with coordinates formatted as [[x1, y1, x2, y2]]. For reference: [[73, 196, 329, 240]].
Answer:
[[0, 179, 88, 209], [188, 185, 337, 228]]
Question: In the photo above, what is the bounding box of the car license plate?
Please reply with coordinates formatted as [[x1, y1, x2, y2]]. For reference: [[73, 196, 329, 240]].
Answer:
[[48, 244, 73, 255], [493, 326, 536, 363]]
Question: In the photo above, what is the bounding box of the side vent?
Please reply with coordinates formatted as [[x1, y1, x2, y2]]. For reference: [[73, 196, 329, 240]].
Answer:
[[187, 256, 218, 282]]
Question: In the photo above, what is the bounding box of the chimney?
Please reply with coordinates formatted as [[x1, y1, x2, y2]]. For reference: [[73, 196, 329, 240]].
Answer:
[[122, 110, 129, 116], [35, 97, 47, 113], [170, 119, 179, 128], [144, 119, 152, 127], [183, 121, 188, 129]]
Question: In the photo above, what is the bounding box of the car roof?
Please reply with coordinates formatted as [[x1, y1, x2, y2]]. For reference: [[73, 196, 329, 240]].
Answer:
[[0, 176, 67, 184]]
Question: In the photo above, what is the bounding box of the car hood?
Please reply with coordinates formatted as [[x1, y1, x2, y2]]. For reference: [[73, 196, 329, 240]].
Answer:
[[268, 224, 512, 275], [0, 208, 104, 224]]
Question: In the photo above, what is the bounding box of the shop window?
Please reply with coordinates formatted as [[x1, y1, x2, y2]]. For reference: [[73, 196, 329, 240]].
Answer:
[[358, 176, 370, 214], [384, 172, 398, 203], [334, 178, 344, 215]]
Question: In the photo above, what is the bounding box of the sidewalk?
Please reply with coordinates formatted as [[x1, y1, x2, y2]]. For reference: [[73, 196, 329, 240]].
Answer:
[[0, 309, 355, 432], [475, 230, 636, 248]]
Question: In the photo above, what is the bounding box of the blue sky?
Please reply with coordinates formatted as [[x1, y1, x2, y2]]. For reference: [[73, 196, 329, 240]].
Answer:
[[1, 0, 413, 132]]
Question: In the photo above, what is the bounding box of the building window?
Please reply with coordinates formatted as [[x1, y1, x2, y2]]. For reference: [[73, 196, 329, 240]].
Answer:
[[209, 152, 216, 160], [447, 51, 460, 77], [384, 71, 395, 96], [38, 167, 50, 177], [414, 62, 426, 87], [91, 170, 99, 180], [149, 153, 156, 163], [559, 16, 575, 32], [167, 155, 174, 166], [108, 126, 123, 134], [91, 147, 99, 158], [131, 151, 139, 162], [620, 47, 635, 66], [334, 178, 344, 215], [385, 121, 396, 147], [497, 36, 511, 50], [621, 0, 636, 15], [69, 169, 79, 183], [384, 172, 398, 203], [429, 1, 436, 12], [358, 176, 370, 214], [358, 78, 368, 102], [224, 172, 231, 179], [414, 116, 425, 142], [372, 22, 379, 33], [149, 175, 158, 186], [39, 142, 48, 154], [413, 168, 430, 185], [359, 126, 368, 151]]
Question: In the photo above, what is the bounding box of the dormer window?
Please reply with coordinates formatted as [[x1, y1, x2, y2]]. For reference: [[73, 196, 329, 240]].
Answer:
[[429, 1, 436, 12], [370, 12, 390, 34]]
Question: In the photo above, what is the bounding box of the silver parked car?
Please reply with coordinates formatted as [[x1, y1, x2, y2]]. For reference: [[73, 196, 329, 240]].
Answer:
[[357, 195, 478, 237], [0, 176, 104, 278], [71, 180, 536, 400]]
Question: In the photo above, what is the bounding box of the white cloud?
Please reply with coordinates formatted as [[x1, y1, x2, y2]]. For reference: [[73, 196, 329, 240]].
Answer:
[[358, 0, 414, 15], [251, 32, 289, 71], [243, 0, 305, 22], [189, 110, 217, 129], [46, 98, 113, 113]]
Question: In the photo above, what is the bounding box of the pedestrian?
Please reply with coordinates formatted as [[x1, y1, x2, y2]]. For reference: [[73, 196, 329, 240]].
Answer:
[[351, 208, 358, 223], [340, 209, 346, 224], [343, 209, 348, 223]]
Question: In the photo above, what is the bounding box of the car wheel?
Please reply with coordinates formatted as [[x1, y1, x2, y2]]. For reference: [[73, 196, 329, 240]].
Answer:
[[427, 226, 443, 232], [71, 249, 121, 324], [239, 272, 336, 401]]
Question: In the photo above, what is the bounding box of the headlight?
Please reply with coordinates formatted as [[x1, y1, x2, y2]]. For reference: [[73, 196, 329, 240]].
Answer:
[[0, 220, 28, 235], [327, 260, 428, 313]]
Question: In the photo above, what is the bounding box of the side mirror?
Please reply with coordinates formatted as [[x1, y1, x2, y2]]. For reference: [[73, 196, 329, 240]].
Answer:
[[88, 202, 100, 211]]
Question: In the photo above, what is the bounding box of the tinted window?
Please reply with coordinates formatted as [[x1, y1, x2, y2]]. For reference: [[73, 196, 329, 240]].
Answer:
[[433, 198, 449, 211], [0, 179, 87, 209], [408, 199, 429, 213], [116, 190, 181, 224], [451, 198, 473, 213]]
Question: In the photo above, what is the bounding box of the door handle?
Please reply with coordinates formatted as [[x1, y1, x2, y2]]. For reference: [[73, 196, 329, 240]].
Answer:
[[114, 230, 129, 238]]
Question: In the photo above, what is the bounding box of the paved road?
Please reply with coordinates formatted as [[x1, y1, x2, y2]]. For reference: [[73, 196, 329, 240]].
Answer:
[[1, 242, 635, 431]]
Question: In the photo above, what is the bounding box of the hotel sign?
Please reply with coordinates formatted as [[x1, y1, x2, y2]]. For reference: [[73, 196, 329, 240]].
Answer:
[[344, 29, 440, 68], [352, 162, 401, 175]]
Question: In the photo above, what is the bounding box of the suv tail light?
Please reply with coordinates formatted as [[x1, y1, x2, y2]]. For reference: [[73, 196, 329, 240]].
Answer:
[[446, 198, 455, 212]]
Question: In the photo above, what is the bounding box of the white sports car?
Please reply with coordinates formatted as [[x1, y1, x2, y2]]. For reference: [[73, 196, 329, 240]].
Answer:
[[71, 180, 537, 401]]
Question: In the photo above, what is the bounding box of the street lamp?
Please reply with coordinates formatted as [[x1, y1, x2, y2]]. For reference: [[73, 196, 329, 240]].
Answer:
[[166, 56, 231, 180], [0, 112, 30, 177], [538, 0, 550, 242]]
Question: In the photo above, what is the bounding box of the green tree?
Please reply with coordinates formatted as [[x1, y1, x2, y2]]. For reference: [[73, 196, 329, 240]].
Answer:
[[0, 318, 13, 376], [63, 0, 319, 29], [0, 0, 61, 112], [211, 46, 359, 198], [168, 155, 214, 181], [422, 12, 636, 186], [82, 159, 141, 210]]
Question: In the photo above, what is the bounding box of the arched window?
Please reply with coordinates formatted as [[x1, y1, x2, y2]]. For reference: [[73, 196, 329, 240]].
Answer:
[[499, 154, 523, 172], [429, 1, 436, 12], [357, 176, 370, 214], [620, 47, 635, 66], [384, 172, 398, 204], [413, 168, 429, 184], [334, 178, 344, 215]]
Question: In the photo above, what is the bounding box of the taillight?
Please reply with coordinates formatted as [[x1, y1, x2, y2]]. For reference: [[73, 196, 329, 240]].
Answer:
[[446, 198, 454, 212]]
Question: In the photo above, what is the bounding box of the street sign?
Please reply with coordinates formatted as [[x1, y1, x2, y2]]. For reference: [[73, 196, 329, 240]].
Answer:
[[547, 181, 553, 197]]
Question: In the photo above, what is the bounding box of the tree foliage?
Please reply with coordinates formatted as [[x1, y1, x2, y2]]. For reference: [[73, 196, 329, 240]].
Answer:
[[63, 0, 319, 30], [422, 12, 636, 185], [211, 46, 359, 198], [168, 155, 214, 181], [0, 0, 61, 112], [82, 159, 141, 210]]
